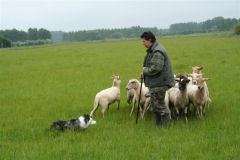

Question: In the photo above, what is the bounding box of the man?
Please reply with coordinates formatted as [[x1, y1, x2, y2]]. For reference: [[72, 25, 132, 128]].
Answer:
[[140, 31, 175, 126]]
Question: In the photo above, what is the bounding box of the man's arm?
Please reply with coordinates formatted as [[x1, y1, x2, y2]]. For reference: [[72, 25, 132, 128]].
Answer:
[[143, 51, 164, 76]]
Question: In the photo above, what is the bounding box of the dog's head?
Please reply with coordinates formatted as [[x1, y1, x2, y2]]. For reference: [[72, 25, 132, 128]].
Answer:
[[83, 114, 90, 124], [79, 114, 96, 129]]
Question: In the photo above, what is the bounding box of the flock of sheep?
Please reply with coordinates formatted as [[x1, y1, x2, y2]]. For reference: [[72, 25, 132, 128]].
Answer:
[[90, 66, 211, 123]]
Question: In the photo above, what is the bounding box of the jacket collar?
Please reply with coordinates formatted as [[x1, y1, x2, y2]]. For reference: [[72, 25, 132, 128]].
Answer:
[[146, 41, 158, 53]]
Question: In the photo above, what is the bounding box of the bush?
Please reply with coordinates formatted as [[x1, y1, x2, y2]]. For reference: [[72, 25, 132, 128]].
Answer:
[[234, 23, 240, 35], [12, 39, 54, 47], [0, 35, 12, 48]]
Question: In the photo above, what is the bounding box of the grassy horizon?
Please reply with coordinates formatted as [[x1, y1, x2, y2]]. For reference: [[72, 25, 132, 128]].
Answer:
[[0, 35, 239, 160]]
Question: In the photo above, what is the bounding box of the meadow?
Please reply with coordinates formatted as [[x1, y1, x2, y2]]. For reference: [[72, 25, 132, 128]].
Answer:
[[0, 34, 239, 160]]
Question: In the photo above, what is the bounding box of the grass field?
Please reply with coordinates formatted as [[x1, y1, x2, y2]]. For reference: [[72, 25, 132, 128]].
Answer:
[[0, 35, 240, 160]]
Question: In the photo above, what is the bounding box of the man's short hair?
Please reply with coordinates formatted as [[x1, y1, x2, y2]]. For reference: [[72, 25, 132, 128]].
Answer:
[[140, 31, 156, 43]]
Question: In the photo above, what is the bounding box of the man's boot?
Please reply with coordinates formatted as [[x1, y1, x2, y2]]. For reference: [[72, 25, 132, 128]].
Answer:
[[154, 112, 161, 125], [160, 114, 171, 126]]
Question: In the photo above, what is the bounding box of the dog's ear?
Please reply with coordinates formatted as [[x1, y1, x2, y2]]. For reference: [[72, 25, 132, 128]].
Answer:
[[84, 114, 90, 121]]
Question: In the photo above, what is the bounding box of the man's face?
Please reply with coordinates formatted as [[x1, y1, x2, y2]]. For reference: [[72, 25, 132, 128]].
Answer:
[[141, 38, 152, 48]]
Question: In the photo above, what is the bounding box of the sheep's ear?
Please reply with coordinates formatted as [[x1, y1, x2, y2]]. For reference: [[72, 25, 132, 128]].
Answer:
[[186, 79, 191, 83], [199, 66, 203, 70], [175, 78, 180, 82], [196, 73, 203, 78], [111, 75, 115, 79], [203, 78, 211, 81]]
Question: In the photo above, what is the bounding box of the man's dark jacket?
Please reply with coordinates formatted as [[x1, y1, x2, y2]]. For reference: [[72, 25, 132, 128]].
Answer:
[[143, 41, 175, 88]]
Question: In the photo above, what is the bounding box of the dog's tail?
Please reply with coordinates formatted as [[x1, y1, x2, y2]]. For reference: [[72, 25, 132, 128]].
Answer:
[[49, 122, 58, 129], [90, 95, 99, 117]]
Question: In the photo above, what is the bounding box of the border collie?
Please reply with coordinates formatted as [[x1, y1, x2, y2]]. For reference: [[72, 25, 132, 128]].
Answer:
[[50, 114, 96, 131]]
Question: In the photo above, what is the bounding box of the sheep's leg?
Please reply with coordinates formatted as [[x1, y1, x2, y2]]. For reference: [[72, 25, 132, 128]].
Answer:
[[101, 102, 109, 118], [101, 105, 108, 118], [140, 104, 144, 119], [101, 109, 105, 118], [187, 104, 191, 117], [130, 101, 135, 117], [117, 100, 120, 110], [90, 103, 99, 117], [194, 105, 199, 118], [170, 105, 175, 119], [142, 102, 150, 118], [184, 107, 188, 123], [203, 104, 206, 117], [200, 105, 203, 118], [175, 107, 179, 120], [165, 104, 172, 120], [127, 95, 133, 107]]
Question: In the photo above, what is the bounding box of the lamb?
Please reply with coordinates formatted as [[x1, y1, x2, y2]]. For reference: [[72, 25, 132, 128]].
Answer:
[[191, 66, 203, 74], [126, 79, 150, 118], [189, 66, 211, 107], [90, 75, 121, 118], [187, 77, 210, 118], [165, 78, 190, 122]]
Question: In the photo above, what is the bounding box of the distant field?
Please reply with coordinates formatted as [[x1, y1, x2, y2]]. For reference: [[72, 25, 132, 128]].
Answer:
[[0, 35, 239, 160]]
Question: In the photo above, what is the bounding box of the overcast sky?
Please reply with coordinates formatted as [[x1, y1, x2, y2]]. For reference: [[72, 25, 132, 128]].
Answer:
[[0, 0, 239, 31]]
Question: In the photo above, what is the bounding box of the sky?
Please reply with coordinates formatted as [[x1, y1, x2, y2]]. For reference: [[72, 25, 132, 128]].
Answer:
[[0, 0, 239, 31]]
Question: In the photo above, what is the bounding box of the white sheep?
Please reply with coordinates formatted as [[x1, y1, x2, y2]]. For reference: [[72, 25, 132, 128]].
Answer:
[[90, 75, 121, 118], [126, 79, 150, 118], [187, 77, 210, 118], [165, 78, 190, 122]]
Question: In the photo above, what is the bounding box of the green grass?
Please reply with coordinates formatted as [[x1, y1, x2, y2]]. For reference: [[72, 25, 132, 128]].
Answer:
[[0, 35, 240, 160]]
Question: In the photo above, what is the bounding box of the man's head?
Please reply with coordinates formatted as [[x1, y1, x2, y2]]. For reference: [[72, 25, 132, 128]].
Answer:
[[140, 31, 156, 48]]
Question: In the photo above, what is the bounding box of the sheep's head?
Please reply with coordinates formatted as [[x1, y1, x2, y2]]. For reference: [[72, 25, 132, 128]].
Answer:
[[176, 73, 188, 80], [126, 79, 139, 90], [190, 66, 203, 74], [176, 78, 190, 91], [196, 77, 210, 90], [189, 73, 203, 85], [112, 75, 121, 87]]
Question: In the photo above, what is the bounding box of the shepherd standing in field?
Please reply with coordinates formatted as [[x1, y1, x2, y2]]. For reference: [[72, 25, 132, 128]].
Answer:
[[141, 31, 175, 126]]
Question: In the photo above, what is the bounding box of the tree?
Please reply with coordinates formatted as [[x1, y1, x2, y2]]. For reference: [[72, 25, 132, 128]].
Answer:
[[0, 29, 27, 42], [38, 28, 51, 40], [110, 32, 123, 39], [28, 28, 38, 40], [0, 35, 11, 48], [234, 23, 240, 35]]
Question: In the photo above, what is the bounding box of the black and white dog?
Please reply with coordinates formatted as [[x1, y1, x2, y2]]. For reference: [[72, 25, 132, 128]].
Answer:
[[50, 114, 96, 131]]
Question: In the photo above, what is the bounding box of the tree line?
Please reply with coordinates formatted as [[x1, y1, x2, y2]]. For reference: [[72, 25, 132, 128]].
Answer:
[[0, 16, 240, 48], [61, 17, 240, 42], [0, 28, 52, 48], [169, 16, 239, 32], [62, 26, 161, 42], [0, 28, 51, 42]]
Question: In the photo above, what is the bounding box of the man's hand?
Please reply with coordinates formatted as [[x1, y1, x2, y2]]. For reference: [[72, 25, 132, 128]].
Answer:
[[140, 72, 144, 79]]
